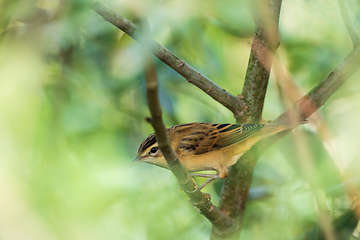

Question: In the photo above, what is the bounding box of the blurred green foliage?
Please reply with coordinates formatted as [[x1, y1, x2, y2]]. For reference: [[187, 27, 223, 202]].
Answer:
[[1, 0, 360, 239]]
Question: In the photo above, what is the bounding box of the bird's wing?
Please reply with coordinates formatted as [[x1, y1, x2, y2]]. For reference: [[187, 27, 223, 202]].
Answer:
[[212, 124, 264, 149], [178, 123, 218, 155], [178, 123, 264, 155]]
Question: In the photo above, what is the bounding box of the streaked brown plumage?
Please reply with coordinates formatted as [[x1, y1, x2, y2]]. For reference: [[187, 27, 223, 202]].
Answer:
[[133, 122, 305, 180]]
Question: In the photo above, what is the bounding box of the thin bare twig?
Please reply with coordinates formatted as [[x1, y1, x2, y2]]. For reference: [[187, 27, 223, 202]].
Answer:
[[143, 55, 233, 231], [91, 0, 246, 122], [338, 0, 360, 48]]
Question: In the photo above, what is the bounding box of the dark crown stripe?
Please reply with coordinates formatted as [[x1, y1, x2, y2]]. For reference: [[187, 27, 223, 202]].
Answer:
[[139, 134, 156, 153]]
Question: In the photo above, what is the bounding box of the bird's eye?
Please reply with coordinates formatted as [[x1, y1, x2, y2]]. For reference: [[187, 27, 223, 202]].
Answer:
[[150, 147, 158, 154]]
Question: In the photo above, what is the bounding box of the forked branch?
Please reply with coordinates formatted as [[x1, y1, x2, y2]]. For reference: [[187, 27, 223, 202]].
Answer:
[[92, 0, 360, 239], [212, 33, 360, 240], [212, 1, 283, 239]]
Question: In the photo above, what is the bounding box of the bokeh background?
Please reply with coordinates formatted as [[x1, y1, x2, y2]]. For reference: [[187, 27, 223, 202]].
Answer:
[[1, 0, 360, 239]]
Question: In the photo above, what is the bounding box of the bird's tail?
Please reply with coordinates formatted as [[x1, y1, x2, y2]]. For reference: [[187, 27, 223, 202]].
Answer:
[[259, 120, 308, 137]]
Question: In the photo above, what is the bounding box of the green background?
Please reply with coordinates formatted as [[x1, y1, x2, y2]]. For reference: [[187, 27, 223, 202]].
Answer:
[[1, 0, 360, 239]]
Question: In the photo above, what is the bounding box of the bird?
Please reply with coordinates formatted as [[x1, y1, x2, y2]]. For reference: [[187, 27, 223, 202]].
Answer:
[[132, 122, 306, 186]]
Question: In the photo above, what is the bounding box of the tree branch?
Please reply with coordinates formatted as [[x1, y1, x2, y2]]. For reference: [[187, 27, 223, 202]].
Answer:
[[212, 38, 360, 240], [212, 1, 283, 239], [241, 0, 283, 123], [338, 0, 360, 48], [276, 45, 360, 123], [143, 55, 233, 232], [91, 0, 246, 122]]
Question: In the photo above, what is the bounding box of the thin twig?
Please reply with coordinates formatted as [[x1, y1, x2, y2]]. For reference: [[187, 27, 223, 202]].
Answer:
[[338, 0, 360, 48], [91, 0, 246, 122], [143, 55, 233, 231]]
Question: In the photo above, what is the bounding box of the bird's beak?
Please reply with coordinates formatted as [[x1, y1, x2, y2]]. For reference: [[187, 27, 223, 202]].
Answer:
[[129, 156, 142, 166]]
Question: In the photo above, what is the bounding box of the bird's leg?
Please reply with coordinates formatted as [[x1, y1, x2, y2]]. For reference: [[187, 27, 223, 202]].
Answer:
[[190, 176, 201, 188], [189, 173, 221, 179], [189, 173, 220, 190], [199, 178, 215, 190], [178, 175, 200, 197]]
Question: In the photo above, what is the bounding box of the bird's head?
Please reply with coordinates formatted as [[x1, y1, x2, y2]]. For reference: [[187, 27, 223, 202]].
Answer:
[[131, 133, 168, 168]]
